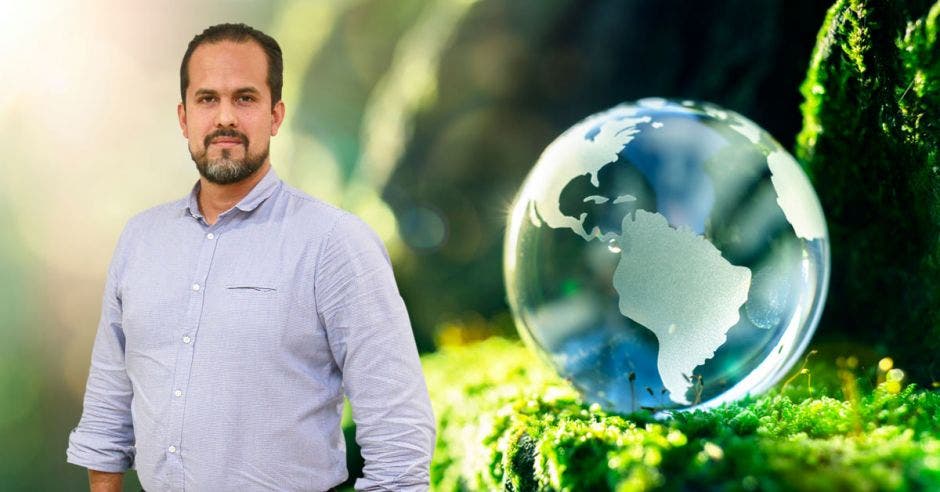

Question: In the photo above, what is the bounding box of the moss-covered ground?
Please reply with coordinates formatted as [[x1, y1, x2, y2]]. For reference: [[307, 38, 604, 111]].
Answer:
[[423, 338, 940, 491]]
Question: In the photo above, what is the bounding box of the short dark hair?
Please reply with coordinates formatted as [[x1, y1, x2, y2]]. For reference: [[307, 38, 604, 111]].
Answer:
[[180, 23, 283, 108]]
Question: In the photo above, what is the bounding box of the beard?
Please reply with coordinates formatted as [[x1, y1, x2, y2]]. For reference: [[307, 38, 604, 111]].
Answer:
[[190, 129, 269, 185]]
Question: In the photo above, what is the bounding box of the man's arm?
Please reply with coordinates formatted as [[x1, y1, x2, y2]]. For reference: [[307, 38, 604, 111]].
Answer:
[[67, 226, 136, 479], [317, 214, 436, 492], [88, 469, 123, 492]]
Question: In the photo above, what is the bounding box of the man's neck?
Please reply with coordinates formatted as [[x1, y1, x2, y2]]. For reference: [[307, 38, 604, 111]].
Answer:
[[198, 161, 271, 225]]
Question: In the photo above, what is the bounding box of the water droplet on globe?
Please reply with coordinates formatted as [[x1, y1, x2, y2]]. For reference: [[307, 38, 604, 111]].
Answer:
[[607, 239, 621, 254], [504, 99, 830, 412]]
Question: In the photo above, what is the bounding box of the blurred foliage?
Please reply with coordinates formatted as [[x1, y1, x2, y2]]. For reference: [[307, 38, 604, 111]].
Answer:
[[422, 337, 940, 491], [796, 0, 940, 384], [0, 203, 45, 485], [373, 0, 832, 350]]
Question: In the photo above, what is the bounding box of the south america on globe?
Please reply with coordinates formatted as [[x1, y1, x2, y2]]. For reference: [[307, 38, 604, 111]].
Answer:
[[504, 99, 830, 411]]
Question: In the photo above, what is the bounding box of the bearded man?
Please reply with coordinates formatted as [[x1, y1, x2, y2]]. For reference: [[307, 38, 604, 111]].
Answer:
[[66, 23, 435, 492]]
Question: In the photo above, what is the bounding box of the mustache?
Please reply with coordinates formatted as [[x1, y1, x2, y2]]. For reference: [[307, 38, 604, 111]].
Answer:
[[204, 129, 249, 148]]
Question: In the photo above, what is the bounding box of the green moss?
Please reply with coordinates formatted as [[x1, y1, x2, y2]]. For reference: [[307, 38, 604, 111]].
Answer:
[[796, 0, 940, 383], [424, 338, 940, 491]]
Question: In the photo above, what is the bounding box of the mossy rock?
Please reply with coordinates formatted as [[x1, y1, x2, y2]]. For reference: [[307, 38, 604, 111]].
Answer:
[[424, 338, 940, 491], [796, 0, 940, 383]]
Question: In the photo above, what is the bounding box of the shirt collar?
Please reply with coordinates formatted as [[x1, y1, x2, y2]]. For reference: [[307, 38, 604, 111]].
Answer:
[[183, 165, 282, 219]]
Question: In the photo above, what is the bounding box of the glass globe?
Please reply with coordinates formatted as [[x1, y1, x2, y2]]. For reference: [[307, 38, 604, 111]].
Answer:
[[504, 99, 829, 412]]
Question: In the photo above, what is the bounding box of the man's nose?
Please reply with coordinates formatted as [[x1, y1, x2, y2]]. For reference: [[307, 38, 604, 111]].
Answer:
[[216, 100, 237, 127]]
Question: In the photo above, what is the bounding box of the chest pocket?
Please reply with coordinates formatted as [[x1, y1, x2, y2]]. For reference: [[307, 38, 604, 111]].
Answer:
[[200, 276, 284, 346], [226, 284, 278, 293], [223, 283, 279, 314], [221, 280, 280, 309]]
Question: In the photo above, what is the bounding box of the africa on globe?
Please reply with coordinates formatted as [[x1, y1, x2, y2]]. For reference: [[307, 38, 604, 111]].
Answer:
[[504, 99, 830, 412]]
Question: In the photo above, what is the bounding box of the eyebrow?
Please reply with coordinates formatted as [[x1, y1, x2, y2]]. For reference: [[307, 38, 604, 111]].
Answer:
[[193, 87, 262, 97]]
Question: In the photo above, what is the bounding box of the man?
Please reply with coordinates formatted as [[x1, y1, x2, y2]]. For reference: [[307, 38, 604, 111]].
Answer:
[[66, 23, 436, 491]]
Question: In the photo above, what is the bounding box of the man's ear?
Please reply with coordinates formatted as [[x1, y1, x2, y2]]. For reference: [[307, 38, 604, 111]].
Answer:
[[271, 100, 285, 136], [178, 101, 189, 138]]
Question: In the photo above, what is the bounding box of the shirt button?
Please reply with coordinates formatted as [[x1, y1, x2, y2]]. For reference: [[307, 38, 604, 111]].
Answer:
[[174, 389, 183, 397], [168, 445, 177, 453], [206, 233, 215, 240], [192, 283, 200, 291], [182, 335, 192, 344]]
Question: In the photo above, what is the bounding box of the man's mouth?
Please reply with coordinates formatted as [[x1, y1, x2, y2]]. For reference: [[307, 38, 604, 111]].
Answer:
[[211, 138, 244, 147]]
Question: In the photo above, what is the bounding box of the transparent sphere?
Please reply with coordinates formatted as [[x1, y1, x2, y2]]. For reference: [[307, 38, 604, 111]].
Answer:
[[504, 99, 829, 412]]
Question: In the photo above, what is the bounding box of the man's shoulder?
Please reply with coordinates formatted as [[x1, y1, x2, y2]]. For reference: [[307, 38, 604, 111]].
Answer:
[[279, 184, 383, 244], [106, 198, 187, 259], [124, 197, 188, 230], [280, 183, 342, 216], [279, 183, 353, 231]]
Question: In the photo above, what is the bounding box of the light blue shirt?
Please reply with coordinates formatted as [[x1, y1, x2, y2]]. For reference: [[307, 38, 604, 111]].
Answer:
[[67, 166, 435, 491]]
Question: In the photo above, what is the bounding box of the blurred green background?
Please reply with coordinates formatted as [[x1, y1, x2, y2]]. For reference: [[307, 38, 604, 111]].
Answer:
[[0, 0, 836, 489]]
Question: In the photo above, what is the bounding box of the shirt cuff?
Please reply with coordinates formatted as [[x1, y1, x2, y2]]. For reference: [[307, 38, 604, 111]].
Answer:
[[66, 428, 135, 473]]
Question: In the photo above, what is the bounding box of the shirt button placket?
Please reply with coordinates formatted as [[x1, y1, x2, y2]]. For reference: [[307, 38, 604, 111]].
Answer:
[[168, 226, 221, 488]]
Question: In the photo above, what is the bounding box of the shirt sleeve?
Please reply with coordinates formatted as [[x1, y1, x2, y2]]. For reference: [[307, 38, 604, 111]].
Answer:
[[315, 213, 436, 492], [66, 224, 136, 473]]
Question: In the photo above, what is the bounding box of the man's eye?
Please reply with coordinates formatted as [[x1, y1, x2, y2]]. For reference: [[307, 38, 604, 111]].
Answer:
[[198, 96, 217, 103], [237, 96, 255, 103]]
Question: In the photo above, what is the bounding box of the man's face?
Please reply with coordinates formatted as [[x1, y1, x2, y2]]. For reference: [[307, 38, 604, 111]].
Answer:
[[178, 40, 285, 185]]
